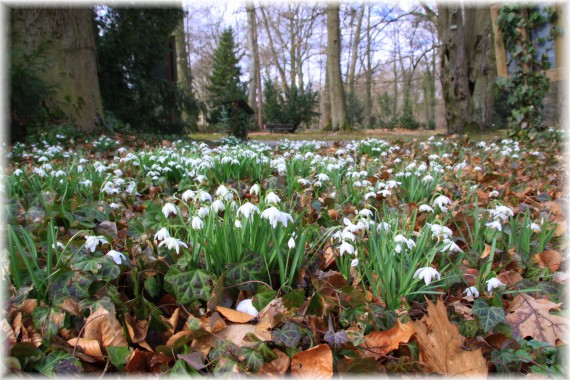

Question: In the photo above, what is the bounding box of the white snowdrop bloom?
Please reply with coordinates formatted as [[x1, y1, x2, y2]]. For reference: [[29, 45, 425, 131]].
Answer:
[[486, 277, 506, 294], [288, 237, 296, 249], [485, 219, 503, 231], [378, 189, 391, 197], [386, 180, 400, 189], [413, 267, 441, 286], [85, 235, 108, 253], [13, 168, 23, 176], [528, 222, 541, 233], [162, 203, 178, 218], [422, 174, 434, 183], [265, 192, 281, 205], [79, 158, 89, 164], [314, 180, 323, 188], [463, 286, 480, 298], [33, 167, 47, 177], [365, 192, 377, 200], [197, 190, 212, 203], [216, 185, 230, 198], [118, 147, 127, 154], [236, 299, 258, 317], [106, 250, 127, 265], [491, 205, 514, 222], [158, 237, 188, 254], [234, 220, 243, 229], [191, 216, 204, 230], [489, 190, 499, 198], [350, 258, 359, 267], [394, 234, 415, 249], [195, 175, 207, 184], [395, 244, 403, 254], [211, 199, 226, 213], [298, 178, 310, 186], [261, 207, 294, 229], [418, 204, 434, 213], [316, 173, 329, 182], [341, 230, 356, 242], [377, 222, 391, 232], [358, 209, 373, 218], [52, 242, 65, 250], [474, 166, 483, 171], [114, 169, 123, 177], [394, 158, 402, 164], [338, 241, 355, 256], [250, 184, 260, 195], [80, 179, 92, 187], [237, 202, 260, 219], [181, 189, 195, 202], [154, 227, 170, 241], [433, 195, 451, 212], [197, 206, 210, 219], [441, 239, 463, 253], [109, 202, 120, 210], [38, 156, 49, 162]]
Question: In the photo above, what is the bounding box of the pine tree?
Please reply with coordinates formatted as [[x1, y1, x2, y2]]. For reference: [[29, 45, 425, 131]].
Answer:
[[206, 27, 246, 123]]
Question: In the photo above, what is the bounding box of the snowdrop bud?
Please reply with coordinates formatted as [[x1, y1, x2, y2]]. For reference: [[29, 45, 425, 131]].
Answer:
[[486, 277, 505, 294], [463, 286, 480, 298], [236, 299, 258, 317], [234, 220, 242, 229], [288, 237, 296, 249], [250, 184, 260, 195]]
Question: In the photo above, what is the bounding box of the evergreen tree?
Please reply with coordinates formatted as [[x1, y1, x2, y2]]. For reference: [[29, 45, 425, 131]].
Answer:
[[206, 27, 247, 123], [263, 78, 319, 129]]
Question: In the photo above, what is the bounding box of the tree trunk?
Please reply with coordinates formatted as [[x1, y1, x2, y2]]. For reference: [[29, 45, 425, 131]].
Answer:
[[348, 5, 365, 94], [438, 4, 471, 134], [246, 2, 259, 121], [464, 5, 496, 130], [326, 4, 349, 131], [320, 58, 331, 130], [259, 6, 289, 92], [11, 8, 104, 133], [363, 5, 372, 127]]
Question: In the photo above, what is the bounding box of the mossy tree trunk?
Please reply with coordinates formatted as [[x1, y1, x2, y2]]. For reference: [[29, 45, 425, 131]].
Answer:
[[10, 8, 104, 133]]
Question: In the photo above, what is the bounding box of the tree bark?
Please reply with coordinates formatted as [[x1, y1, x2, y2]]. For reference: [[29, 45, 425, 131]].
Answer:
[[259, 6, 289, 92], [326, 3, 349, 131], [11, 8, 104, 133], [348, 5, 365, 94], [246, 2, 259, 125], [363, 4, 372, 127]]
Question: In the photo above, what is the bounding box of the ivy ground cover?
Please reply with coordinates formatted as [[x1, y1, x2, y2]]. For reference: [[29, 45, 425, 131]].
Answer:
[[2, 131, 567, 376]]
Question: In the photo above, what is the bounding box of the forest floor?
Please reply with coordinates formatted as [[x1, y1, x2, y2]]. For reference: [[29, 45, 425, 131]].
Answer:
[[3, 128, 566, 376]]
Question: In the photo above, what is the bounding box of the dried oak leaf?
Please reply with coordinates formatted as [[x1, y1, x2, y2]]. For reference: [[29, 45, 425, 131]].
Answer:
[[497, 270, 524, 287], [83, 307, 128, 348], [533, 250, 562, 272], [1, 318, 16, 346], [125, 313, 149, 344], [505, 293, 566, 346], [67, 337, 104, 359], [290, 344, 333, 378], [358, 320, 415, 359], [216, 306, 256, 323], [258, 349, 290, 376], [413, 298, 488, 376]]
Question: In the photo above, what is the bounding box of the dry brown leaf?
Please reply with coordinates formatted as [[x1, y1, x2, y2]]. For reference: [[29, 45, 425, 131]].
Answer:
[[358, 320, 415, 358], [57, 299, 81, 316], [216, 306, 256, 323], [413, 298, 488, 376], [1, 319, 16, 346], [169, 308, 180, 331], [11, 312, 23, 339], [497, 270, 524, 286], [125, 313, 149, 344], [533, 250, 562, 272], [258, 349, 291, 376], [166, 330, 193, 347], [291, 344, 333, 378], [554, 220, 567, 237], [19, 299, 40, 314], [68, 337, 104, 359], [210, 312, 227, 333], [480, 244, 492, 259], [84, 307, 128, 348], [125, 349, 153, 373], [450, 301, 474, 320], [257, 298, 285, 329], [505, 293, 566, 346], [193, 324, 271, 352]]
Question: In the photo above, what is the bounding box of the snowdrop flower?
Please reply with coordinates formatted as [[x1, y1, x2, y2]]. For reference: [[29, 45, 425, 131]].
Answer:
[[365, 192, 377, 200], [197, 206, 210, 219], [106, 250, 127, 265], [265, 192, 281, 205], [181, 189, 195, 202], [358, 209, 373, 218], [350, 258, 359, 267], [191, 216, 204, 230], [52, 242, 65, 250], [236, 299, 258, 317], [394, 234, 415, 249], [109, 202, 120, 210], [85, 235, 108, 253], [489, 190, 499, 198], [377, 222, 391, 232], [433, 195, 451, 212], [428, 223, 453, 240], [528, 222, 541, 233], [80, 179, 92, 187], [234, 220, 242, 229], [211, 199, 225, 213], [422, 174, 434, 183], [463, 286, 480, 298], [418, 204, 434, 213], [486, 277, 506, 294], [13, 168, 23, 176], [158, 237, 188, 254], [288, 237, 296, 249], [215, 185, 230, 198], [162, 203, 178, 218], [316, 173, 329, 182], [195, 174, 207, 184], [237, 202, 260, 219], [250, 184, 260, 195], [441, 239, 463, 253], [485, 219, 503, 231], [154, 227, 170, 241], [492, 205, 514, 222], [261, 207, 293, 229], [414, 267, 441, 286], [378, 189, 391, 197], [338, 241, 355, 256], [196, 190, 212, 203]]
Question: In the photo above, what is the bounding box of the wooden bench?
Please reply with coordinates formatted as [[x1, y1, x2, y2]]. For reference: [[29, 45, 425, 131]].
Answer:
[[266, 123, 297, 133]]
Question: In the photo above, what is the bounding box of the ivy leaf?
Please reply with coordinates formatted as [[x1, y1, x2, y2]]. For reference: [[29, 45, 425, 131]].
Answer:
[[253, 286, 277, 311], [99, 255, 121, 282], [33, 351, 83, 376], [164, 267, 213, 304], [272, 322, 303, 348], [324, 329, 348, 349], [70, 254, 102, 273], [473, 299, 505, 333], [177, 352, 207, 371], [32, 306, 65, 343], [283, 289, 305, 309], [107, 346, 130, 372], [239, 347, 264, 373], [49, 269, 93, 303]]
